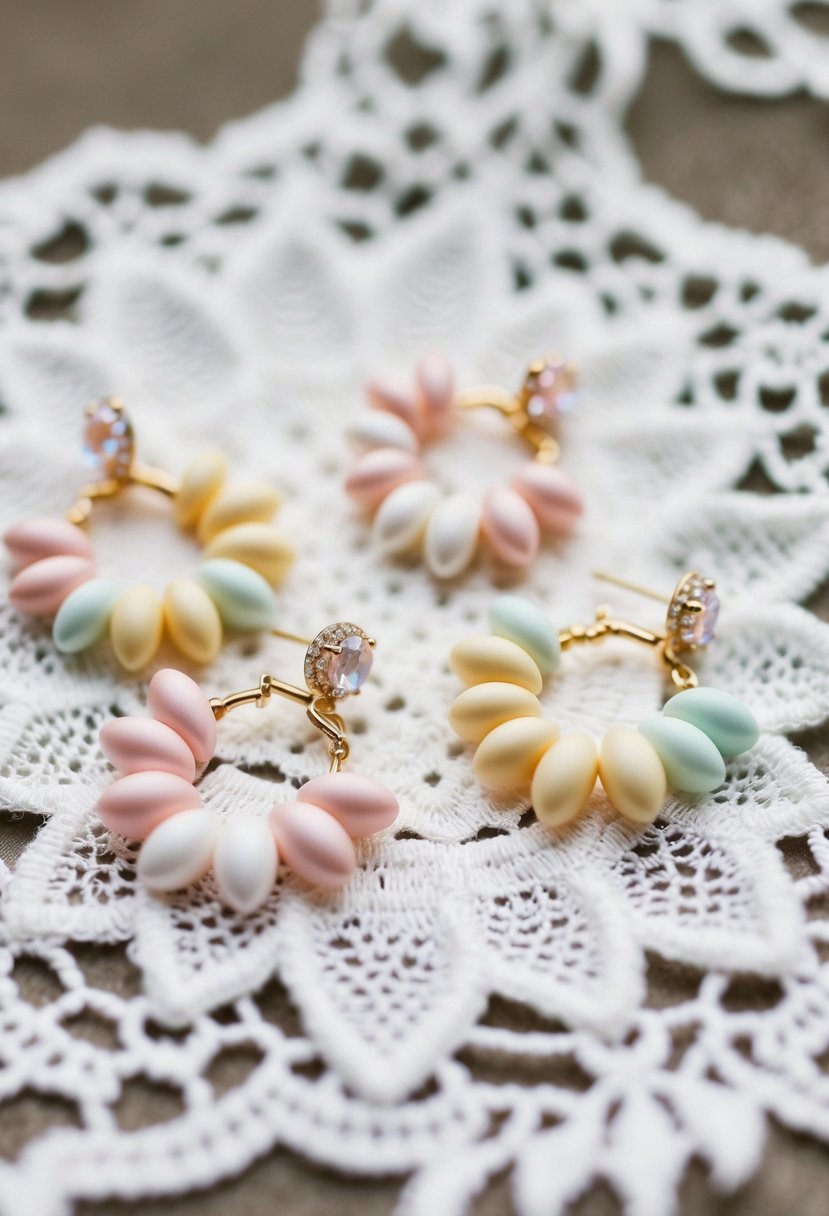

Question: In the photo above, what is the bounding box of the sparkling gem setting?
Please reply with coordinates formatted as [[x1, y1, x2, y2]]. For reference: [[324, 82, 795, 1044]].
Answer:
[[83, 399, 135, 482], [521, 356, 579, 431], [304, 622, 373, 699], [667, 572, 720, 650]]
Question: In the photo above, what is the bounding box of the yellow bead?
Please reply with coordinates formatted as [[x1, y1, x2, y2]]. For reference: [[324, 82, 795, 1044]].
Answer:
[[175, 451, 228, 529], [532, 732, 598, 829], [450, 635, 543, 693], [203, 521, 295, 586], [196, 483, 282, 543], [599, 726, 667, 825], [110, 585, 164, 671], [473, 716, 560, 789], [448, 682, 541, 744], [164, 578, 223, 663]]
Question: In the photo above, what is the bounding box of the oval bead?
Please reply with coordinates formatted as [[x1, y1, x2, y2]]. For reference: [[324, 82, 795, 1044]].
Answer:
[[4, 516, 93, 568], [164, 578, 223, 664], [415, 353, 454, 435], [298, 772, 399, 838], [473, 716, 560, 789], [511, 463, 584, 534], [448, 681, 542, 744], [348, 410, 419, 453], [599, 727, 667, 824], [372, 480, 441, 556], [203, 521, 295, 587], [269, 801, 356, 888], [489, 594, 561, 676], [662, 687, 760, 758], [450, 635, 542, 693], [481, 486, 540, 568], [110, 584, 164, 671], [196, 482, 282, 543], [138, 809, 220, 891], [532, 732, 598, 828], [366, 378, 425, 437], [147, 668, 217, 764], [638, 715, 726, 794], [53, 578, 121, 653], [423, 493, 480, 579], [214, 816, 279, 914], [344, 447, 425, 511], [9, 555, 95, 616], [175, 450, 228, 529], [197, 559, 277, 631], [96, 770, 201, 840], [100, 716, 196, 781]]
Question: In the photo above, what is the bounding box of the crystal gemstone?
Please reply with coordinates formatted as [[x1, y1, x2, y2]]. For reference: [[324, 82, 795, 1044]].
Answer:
[[328, 634, 373, 694], [83, 400, 134, 481], [686, 586, 719, 647], [523, 358, 578, 430]]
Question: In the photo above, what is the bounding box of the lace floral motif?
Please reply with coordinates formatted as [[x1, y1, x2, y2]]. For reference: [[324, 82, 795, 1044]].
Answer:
[[1, 3, 829, 1214]]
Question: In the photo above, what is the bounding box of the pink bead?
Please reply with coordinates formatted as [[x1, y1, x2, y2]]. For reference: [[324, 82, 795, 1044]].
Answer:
[[147, 669, 217, 764], [481, 486, 541, 568], [298, 772, 399, 838], [366, 378, 425, 438], [416, 353, 454, 436], [269, 801, 356, 888], [96, 770, 201, 840], [100, 716, 196, 781], [8, 555, 95, 616], [344, 447, 425, 511], [511, 463, 584, 533], [4, 517, 94, 568]]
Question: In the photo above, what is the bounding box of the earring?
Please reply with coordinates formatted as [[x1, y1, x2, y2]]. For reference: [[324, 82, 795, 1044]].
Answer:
[[95, 622, 397, 913], [4, 399, 294, 670], [345, 354, 583, 579], [449, 571, 759, 828]]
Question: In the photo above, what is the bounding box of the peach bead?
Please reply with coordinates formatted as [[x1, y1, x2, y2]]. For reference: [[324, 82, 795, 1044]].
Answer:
[[100, 716, 196, 781], [269, 801, 356, 887], [366, 378, 425, 437], [511, 463, 584, 533], [96, 770, 201, 840], [481, 487, 540, 567], [345, 447, 425, 511], [147, 668, 217, 763], [416, 353, 454, 435], [297, 772, 399, 838], [9, 555, 95, 616], [4, 517, 93, 568]]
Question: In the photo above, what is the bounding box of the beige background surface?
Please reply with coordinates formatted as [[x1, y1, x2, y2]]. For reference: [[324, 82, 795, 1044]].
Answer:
[[1, 3, 828, 1212]]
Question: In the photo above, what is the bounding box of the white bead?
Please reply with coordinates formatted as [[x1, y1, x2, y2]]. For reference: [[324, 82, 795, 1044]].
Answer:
[[347, 410, 419, 453], [424, 492, 480, 579], [138, 809, 220, 892], [213, 816, 278, 914], [372, 480, 441, 556]]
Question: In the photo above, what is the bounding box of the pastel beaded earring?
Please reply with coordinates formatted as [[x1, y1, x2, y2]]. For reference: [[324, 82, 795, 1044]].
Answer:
[[345, 354, 584, 579], [4, 399, 294, 670], [95, 621, 397, 912], [449, 572, 760, 828]]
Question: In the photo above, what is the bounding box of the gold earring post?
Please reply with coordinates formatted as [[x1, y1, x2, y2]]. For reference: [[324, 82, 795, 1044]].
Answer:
[[591, 571, 671, 605]]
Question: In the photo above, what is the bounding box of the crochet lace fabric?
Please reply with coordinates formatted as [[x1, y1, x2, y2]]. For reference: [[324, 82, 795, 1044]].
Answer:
[[2, 2, 829, 1213]]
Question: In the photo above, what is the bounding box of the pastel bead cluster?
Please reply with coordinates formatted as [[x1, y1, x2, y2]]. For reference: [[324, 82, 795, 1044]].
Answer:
[[345, 356, 584, 579], [96, 669, 399, 911], [449, 595, 760, 828], [4, 450, 293, 670]]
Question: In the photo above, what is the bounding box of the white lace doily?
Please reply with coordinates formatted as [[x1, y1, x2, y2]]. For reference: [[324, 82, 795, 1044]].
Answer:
[[2, 2, 829, 1213]]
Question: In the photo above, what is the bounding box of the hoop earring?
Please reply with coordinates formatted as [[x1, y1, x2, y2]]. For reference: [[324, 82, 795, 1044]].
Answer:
[[4, 399, 294, 670], [95, 622, 397, 913], [345, 354, 583, 579], [448, 571, 759, 828]]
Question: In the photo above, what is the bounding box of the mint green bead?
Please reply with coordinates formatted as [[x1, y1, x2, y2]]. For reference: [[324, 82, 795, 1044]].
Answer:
[[662, 687, 759, 758], [638, 715, 726, 794], [489, 595, 560, 676], [198, 559, 277, 631], [53, 579, 121, 654]]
